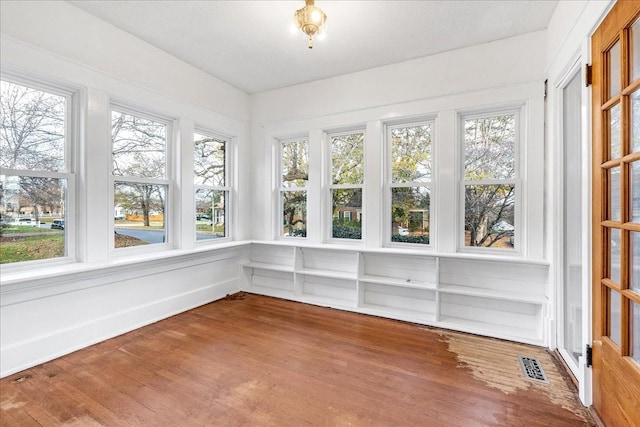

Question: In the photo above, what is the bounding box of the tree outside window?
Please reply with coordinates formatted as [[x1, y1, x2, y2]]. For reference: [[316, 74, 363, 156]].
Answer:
[[111, 109, 169, 248], [194, 131, 228, 241], [388, 122, 432, 245], [463, 113, 517, 249], [0, 79, 70, 264], [330, 132, 364, 240], [280, 138, 308, 238]]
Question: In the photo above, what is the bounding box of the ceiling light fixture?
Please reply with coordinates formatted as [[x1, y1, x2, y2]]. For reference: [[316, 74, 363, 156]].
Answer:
[[294, 0, 327, 49]]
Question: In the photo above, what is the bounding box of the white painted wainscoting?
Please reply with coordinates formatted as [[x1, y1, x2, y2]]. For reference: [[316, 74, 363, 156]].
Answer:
[[243, 242, 549, 346], [0, 243, 248, 378]]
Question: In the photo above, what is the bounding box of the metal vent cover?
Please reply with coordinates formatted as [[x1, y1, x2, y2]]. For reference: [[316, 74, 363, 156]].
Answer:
[[518, 356, 549, 383]]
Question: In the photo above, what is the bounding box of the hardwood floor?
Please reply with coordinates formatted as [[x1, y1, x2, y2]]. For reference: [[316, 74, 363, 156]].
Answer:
[[1, 293, 594, 426]]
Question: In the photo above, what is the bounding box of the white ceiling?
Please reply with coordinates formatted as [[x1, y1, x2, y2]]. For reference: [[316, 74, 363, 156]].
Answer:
[[69, 0, 559, 94]]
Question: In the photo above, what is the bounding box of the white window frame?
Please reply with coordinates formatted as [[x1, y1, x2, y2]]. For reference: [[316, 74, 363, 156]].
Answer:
[[0, 73, 78, 269], [194, 127, 232, 244], [458, 107, 523, 254], [385, 119, 435, 248], [278, 136, 309, 240], [109, 103, 173, 254], [326, 129, 366, 244]]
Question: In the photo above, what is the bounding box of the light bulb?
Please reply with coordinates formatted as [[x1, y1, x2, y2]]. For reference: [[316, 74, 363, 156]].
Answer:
[[311, 9, 321, 23]]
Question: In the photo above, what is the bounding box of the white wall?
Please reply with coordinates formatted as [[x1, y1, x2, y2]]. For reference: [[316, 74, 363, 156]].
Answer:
[[0, 1, 252, 377], [0, 0, 249, 124]]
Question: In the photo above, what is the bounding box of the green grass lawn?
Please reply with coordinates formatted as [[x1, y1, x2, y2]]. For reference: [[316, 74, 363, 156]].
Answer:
[[0, 234, 64, 263], [1, 225, 59, 234]]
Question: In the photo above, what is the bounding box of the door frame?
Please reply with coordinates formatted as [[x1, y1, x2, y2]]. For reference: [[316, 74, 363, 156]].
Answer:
[[553, 49, 593, 405]]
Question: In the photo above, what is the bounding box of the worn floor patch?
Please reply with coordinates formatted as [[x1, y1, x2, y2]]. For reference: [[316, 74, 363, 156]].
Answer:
[[432, 329, 594, 425]]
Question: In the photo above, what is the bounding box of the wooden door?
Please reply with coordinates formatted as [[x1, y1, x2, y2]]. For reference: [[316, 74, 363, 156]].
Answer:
[[592, 1, 640, 425]]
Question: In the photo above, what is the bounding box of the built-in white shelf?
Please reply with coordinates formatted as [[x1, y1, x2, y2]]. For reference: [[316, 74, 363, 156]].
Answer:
[[242, 242, 549, 346], [359, 275, 437, 290], [297, 268, 357, 280], [243, 261, 294, 273], [438, 284, 547, 304]]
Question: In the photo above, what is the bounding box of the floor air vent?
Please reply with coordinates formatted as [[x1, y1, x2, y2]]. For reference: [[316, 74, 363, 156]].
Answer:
[[518, 356, 549, 383]]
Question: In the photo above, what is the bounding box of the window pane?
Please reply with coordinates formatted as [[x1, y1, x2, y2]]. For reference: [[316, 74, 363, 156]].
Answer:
[[464, 115, 515, 180], [195, 189, 226, 240], [391, 186, 430, 245], [332, 188, 362, 240], [332, 133, 364, 185], [194, 133, 225, 186], [112, 111, 166, 179], [609, 39, 621, 98], [282, 140, 308, 188], [609, 289, 621, 347], [464, 184, 515, 248], [610, 228, 621, 284], [391, 124, 432, 183], [610, 166, 621, 221], [0, 175, 66, 263], [0, 81, 66, 172], [282, 190, 307, 237], [114, 183, 166, 247], [610, 103, 621, 159]]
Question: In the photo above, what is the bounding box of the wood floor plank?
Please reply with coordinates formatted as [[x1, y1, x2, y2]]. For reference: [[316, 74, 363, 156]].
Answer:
[[1, 293, 594, 426]]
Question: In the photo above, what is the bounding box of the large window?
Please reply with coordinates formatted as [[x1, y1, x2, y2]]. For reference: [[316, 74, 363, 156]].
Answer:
[[194, 131, 229, 241], [330, 131, 364, 240], [0, 79, 72, 265], [111, 107, 170, 249], [462, 112, 518, 249], [387, 121, 433, 245], [280, 138, 308, 238]]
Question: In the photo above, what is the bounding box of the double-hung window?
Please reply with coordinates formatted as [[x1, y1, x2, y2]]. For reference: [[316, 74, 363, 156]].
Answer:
[[0, 78, 74, 265], [329, 130, 364, 240], [462, 111, 519, 250], [280, 138, 308, 238], [194, 131, 229, 241], [387, 121, 433, 245], [111, 107, 170, 249]]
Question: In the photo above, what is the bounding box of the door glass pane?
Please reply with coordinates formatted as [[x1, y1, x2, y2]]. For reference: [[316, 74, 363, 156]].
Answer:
[[633, 301, 640, 364], [611, 228, 621, 284], [610, 39, 621, 98], [610, 289, 621, 347], [610, 166, 621, 221], [632, 18, 640, 82], [633, 91, 640, 152], [610, 103, 621, 159], [563, 70, 583, 364], [632, 232, 640, 293], [632, 162, 640, 222]]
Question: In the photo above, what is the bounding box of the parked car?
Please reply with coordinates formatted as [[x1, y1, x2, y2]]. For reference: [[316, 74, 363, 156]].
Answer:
[[15, 218, 37, 227], [397, 226, 410, 236], [51, 219, 65, 230]]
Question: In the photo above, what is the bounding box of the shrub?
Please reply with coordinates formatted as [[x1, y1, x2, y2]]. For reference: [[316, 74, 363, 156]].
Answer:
[[292, 228, 307, 237], [391, 234, 430, 244], [332, 225, 361, 239]]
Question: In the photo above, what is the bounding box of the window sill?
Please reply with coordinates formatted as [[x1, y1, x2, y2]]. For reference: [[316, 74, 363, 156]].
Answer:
[[0, 241, 251, 302]]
